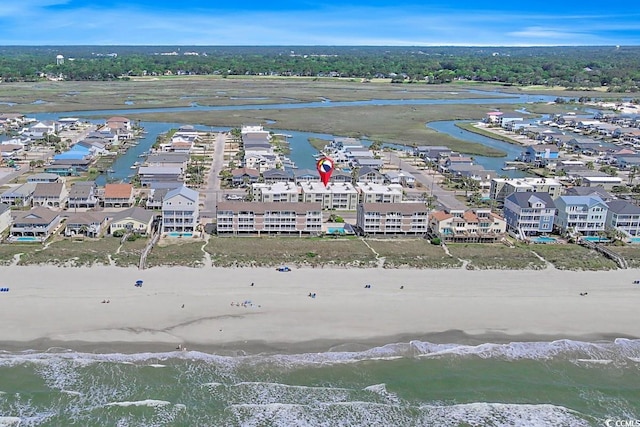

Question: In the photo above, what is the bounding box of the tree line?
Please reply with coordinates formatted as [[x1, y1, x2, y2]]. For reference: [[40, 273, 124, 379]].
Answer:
[[0, 45, 639, 92]]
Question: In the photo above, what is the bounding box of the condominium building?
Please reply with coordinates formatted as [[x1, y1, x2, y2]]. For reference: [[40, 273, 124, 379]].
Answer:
[[428, 208, 506, 242], [161, 186, 199, 235], [299, 182, 359, 210], [356, 203, 429, 235], [554, 195, 607, 236], [216, 202, 322, 236], [355, 182, 403, 204], [503, 192, 556, 238], [251, 182, 300, 203]]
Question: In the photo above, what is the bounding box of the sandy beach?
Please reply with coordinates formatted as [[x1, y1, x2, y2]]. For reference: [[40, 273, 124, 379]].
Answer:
[[0, 265, 638, 353]]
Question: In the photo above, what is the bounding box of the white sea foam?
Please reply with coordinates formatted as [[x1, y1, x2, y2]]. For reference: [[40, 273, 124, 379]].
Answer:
[[106, 399, 171, 408], [575, 359, 613, 365], [61, 390, 82, 396], [0, 417, 21, 427], [363, 383, 400, 404], [147, 364, 166, 368]]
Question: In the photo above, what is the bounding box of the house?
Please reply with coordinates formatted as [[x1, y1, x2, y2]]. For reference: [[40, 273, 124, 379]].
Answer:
[[521, 144, 559, 165], [489, 177, 562, 206], [554, 195, 608, 236], [109, 207, 156, 235], [356, 203, 429, 236], [146, 188, 170, 210], [138, 166, 183, 187], [564, 186, 613, 202], [216, 201, 323, 236], [385, 170, 416, 188], [0, 183, 37, 207], [106, 116, 133, 139], [0, 144, 24, 159], [231, 167, 260, 186], [299, 181, 359, 210], [330, 170, 352, 183], [294, 168, 321, 183], [9, 207, 61, 242], [0, 203, 11, 234], [67, 181, 99, 209], [161, 186, 199, 235], [63, 211, 108, 238], [44, 158, 91, 176], [103, 183, 135, 208], [503, 192, 556, 238], [262, 168, 295, 184], [428, 209, 506, 243], [414, 146, 452, 162], [356, 166, 385, 184], [606, 200, 640, 238], [146, 153, 189, 170], [27, 173, 61, 184], [31, 182, 68, 208]]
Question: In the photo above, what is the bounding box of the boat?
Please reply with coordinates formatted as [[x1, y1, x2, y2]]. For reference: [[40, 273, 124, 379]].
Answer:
[[501, 166, 517, 171], [130, 165, 137, 169], [106, 168, 115, 173]]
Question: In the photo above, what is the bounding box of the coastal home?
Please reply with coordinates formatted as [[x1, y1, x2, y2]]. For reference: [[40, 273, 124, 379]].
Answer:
[[0, 203, 11, 235], [0, 144, 24, 159], [262, 168, 295, 184], [103, 183, 135, 208], [554, 195, 608, 236], [63, 211, 108, 238], [356, 203, 429, 236], [146, 153, 189, 171], [31, 182, 68, 208], [145, 188, 170, 210], [216, 201, 322, 236], [0, 183, 36, 207], [564, 186, 614, 202], [330, 170, 352, 184], [231, 167, 260, 186], [356, 166, 385, 184], [300, 181, 359, 210], [521, 144, 559, 165], [489, 177, 562, 207], [503, 192, 556, 238], [385, 170, 416, 188], [9, 207, 61, 242], [567, 138, 608, 156], [67, 181, 99, 209], [251, 182, 300, 203], [138, 165, 183, 188], [109, 207, 156, 235], [605, 200, 640, 238], [356, 182, 403, 204], [106, 116, 133, 140], [428, 208, 506, 243], [414, 146, 452, 162], [161, 186, 199, 235], [44, 158, 91, 176], [27, 173, 61, 184], [294, 169, 321, 183]]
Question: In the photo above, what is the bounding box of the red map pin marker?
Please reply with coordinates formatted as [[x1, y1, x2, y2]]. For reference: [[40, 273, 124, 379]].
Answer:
[[316, 157, 334, 187]]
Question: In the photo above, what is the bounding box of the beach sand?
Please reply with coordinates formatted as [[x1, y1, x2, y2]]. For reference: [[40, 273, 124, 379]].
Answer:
[[0, 265, 638, 353]]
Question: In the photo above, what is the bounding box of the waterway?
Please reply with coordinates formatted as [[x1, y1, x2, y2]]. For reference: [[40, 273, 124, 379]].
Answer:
[[29, 90, 568, 183]]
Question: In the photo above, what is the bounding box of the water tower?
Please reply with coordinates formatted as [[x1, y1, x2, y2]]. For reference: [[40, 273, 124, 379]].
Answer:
[[56, 54, 64, 65]]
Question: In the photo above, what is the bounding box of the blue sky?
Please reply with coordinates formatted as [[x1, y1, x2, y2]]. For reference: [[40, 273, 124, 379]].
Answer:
[[0, 0, 639, 46]]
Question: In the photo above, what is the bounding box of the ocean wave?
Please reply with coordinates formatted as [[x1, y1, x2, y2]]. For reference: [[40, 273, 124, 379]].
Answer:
[[227, 401, 592, 427], [0, 417, 21, 427], [105, 399, 171, 408], [1, 338, 640, 369]]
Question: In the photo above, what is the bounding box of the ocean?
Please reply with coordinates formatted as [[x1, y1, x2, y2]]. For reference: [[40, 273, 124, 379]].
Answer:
[[1, 339, 639, 426]]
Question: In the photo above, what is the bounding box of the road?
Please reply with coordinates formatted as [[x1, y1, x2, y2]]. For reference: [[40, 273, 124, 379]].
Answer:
[[387, 151, 466, 210]]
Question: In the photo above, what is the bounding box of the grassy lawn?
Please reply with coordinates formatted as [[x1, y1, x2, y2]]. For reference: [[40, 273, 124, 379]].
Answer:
[[607, 245, 640, 269], [111, 237, 148, 268], [145, 239, 207, 268], [204, 236, 377, 267], [17, 237, 121, 266], [365, 239, 462, 268], [447, 243, 547, 270], [0, 243, 38, 266], [530, 244, 619, 270]]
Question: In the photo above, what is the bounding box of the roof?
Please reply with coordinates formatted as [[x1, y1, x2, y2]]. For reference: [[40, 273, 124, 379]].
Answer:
[[607, 200, 640, 215], [565, 186, 612, 199], [12, 207, 59, 225], [146, 153, 190, 163], [33, 182, 65, 198], [529, 144, 559, 152], [557, 195, 606, 208], [63, 211, 107, 225], [107, 116, 130, 123], [138, 166, 183, 175], [27, 173, 60, 182], [104, 183, 133, 199], [0, 203, 10, 215], [165, 185, 199, 203], [111, 207, 155, 223], [430, 211, 453, 221], [1, 182, 37, 197], [231, 167, 260, 177], [506, 192, 556, 209]]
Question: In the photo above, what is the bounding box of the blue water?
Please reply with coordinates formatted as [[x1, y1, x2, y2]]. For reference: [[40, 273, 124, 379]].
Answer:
[[13, 237, 39, 242], [167, 232, 193, 237], [582, 236, 610, 243]]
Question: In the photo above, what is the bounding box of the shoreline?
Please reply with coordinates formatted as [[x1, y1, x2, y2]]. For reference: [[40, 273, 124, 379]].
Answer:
[[1, 265, 639, 354]]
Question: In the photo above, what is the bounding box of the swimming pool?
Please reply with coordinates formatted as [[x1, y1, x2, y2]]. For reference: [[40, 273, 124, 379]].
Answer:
[[630, 237, 640, 244], [582, 236, 610, 243], [531, 236, 557, 243], [14, 236, 40, 242], [167, 232, 193, 238]]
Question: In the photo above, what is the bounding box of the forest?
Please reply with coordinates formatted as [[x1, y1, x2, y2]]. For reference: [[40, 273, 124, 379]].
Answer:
[[0, 45, 639, 92]]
